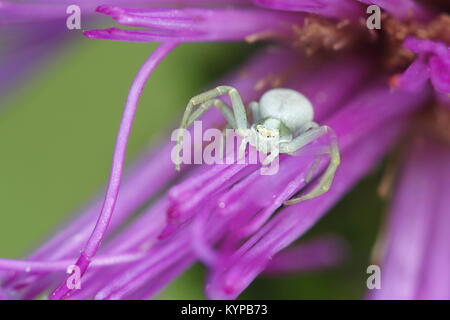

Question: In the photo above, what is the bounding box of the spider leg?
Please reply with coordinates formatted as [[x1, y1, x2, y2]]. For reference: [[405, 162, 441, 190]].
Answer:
[[298, 120, 319, 134], [175, 86, 248, 170], [281, 125, 340, 205], [187, 99, 236, 128], [238, 133, 253, 160], [186, 85, 247, 129], [305, 155, 323, 183], [261, 148, 280, 166], [176, 99, 235, 170], [249, 101, 260, 122], [238, 101, 260, 161], [218, 124, 232, 160], [279, 123, 326, 181], [279, 122, 324, 154]]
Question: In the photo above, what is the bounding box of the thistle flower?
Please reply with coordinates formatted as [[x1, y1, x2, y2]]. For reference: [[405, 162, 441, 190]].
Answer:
[[0, 0, 449, 300]]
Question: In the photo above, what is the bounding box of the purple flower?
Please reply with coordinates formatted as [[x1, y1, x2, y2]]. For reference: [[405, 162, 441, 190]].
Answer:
[[0, 0, 449, 300]]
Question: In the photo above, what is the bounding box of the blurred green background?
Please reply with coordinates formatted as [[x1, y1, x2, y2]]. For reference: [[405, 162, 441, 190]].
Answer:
[[0, 36, 387, 299]]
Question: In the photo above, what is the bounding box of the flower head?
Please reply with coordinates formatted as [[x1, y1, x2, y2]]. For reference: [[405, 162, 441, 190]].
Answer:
[[0, 0, 449, 300]]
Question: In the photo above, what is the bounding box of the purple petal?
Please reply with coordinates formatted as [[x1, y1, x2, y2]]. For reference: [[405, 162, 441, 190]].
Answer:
[[429, 54, 450, 94], [49, 42, 179, 300], [253, 0, 363, 19], [396, 54, 430, 92], [263, 236, 347, 275], [0, 0, 252, 23], [0, 253, 145, 273], [398, 37, 450, 94], [370, 137, 450, 299], [0, 22, 68, 104], [84, 6, 302, 42]]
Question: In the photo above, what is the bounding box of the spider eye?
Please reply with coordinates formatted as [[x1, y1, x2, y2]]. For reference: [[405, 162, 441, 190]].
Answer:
[[256, 125, 263, 133], [256, 125, 279, 138]]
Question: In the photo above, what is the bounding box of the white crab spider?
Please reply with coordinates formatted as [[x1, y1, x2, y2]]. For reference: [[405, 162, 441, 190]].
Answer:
[[174, 86, 340, 204]]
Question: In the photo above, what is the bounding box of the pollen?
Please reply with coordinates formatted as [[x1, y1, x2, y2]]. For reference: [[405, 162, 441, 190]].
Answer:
[[290, 12, 450, 72], [291, 15, 370, 56], [381, 13, 450, 70], [254, 72, 289, 91]]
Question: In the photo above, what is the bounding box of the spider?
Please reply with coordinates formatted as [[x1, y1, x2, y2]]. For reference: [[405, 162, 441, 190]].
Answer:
[[174, 85, 340, 204]]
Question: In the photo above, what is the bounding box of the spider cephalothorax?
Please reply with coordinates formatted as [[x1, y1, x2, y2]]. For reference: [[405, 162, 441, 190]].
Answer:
[[174, 86, 340, 204]]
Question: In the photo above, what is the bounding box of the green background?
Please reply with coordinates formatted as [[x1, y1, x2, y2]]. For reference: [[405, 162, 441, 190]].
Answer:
[[0, 36, 387, 299]]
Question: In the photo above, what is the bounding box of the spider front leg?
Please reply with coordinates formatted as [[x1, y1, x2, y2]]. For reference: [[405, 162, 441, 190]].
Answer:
[[218, 124, 233, 160], [280, 125, 341, 205], [174, 86, 248, 170], [249, 101, 260, 122], [261, 148, 280, 166], [237, 101, 261, 160]]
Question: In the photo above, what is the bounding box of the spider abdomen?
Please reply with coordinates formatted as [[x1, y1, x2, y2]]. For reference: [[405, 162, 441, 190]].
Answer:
[[259, 88, 314, 133]]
